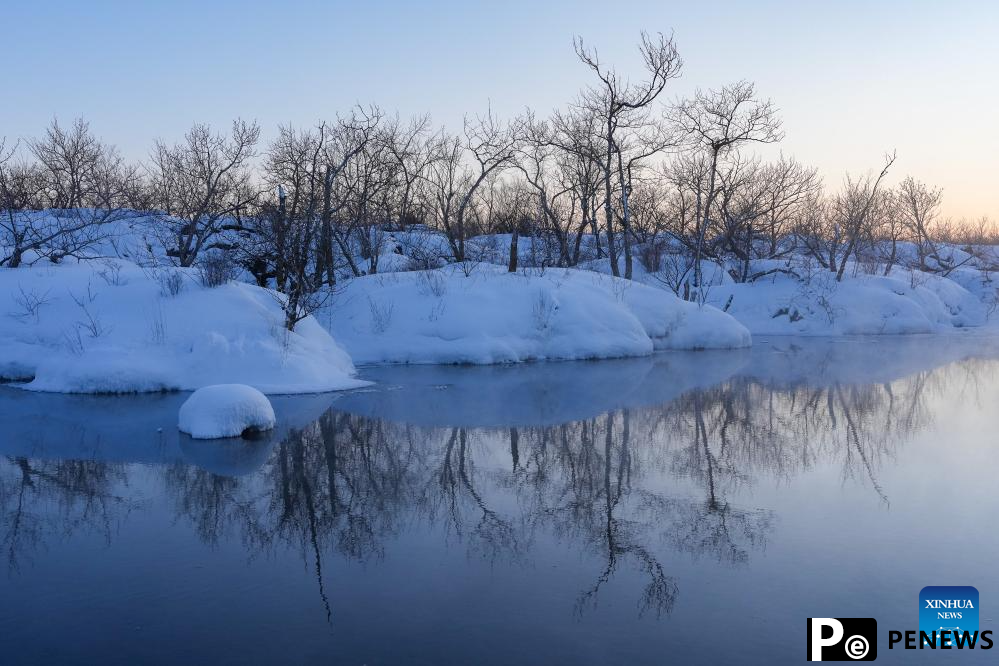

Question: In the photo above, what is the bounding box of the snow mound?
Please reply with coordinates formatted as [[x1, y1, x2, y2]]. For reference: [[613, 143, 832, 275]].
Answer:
[[178, 384, 276, 439], [0, 259, 366, 394], [707, 263, 987, 336], [321, 265, 750, 365]]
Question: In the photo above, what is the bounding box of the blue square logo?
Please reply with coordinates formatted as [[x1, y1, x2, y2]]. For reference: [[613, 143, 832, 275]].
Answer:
[[920, 586, 979, 647]]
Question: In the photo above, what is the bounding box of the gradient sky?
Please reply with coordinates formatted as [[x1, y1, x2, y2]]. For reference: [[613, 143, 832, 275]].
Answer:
[[5, 0, 997, 220]]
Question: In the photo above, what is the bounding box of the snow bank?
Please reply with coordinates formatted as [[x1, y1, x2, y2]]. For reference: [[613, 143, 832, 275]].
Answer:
[[705, 263, 987, 336], [0, 259, 366, 393], [321, 265, 750, 365], [178, 384, 276, 439]]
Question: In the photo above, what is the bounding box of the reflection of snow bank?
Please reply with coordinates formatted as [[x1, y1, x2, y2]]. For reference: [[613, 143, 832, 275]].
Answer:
[[333, 349, 751, 427], [0, 387, 337, 475], [177, 432, 276, 476], [322, 265, 751, 365], [333, 334, 999, 428], [0, 259, 365, 394], [743, 334, 999, 387], [178, 384, 276, 439]]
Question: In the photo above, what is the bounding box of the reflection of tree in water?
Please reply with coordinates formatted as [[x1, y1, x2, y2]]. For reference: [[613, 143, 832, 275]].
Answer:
[[504, 411, 678, 617], [164, 464, 239, 547], [3, 359, 967, 622], [662, 372, 938, 506], [0, 455, 134, 572], [435, 426, 522, 562], [152, 365, 953, 620], [165, 412, 429, 623]]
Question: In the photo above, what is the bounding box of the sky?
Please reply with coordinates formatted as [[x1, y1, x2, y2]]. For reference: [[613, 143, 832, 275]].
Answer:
[[5, 0, 997, 220]]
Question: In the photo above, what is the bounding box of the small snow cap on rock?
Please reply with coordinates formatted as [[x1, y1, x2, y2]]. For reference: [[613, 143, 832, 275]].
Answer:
[[178, 384, 276, 440]]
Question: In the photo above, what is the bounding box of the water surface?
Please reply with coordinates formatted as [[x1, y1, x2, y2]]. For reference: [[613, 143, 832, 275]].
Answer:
[[2, 336, 998, 664]]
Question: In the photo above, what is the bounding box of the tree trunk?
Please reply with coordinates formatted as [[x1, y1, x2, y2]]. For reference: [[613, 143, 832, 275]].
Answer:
[[692, 149, 719, 300], [508, 229, 519, 272], [604, 129, 619, 277], [619, 164, 633, 280]]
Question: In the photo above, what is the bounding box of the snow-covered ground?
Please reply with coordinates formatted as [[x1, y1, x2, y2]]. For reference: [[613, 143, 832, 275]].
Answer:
[[3, 213, 998, 396], [376, 230, 998, 338], [0, 259, 365, 394], [320, 264, 751, 365], [704, 261, 988, 336]]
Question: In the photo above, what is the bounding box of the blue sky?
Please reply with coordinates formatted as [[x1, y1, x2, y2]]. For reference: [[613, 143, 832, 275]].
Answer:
[[5, 0, 997, 218]]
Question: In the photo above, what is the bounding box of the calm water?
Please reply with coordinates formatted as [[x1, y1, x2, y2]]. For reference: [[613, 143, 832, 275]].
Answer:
[[2, 336, 999, 665]]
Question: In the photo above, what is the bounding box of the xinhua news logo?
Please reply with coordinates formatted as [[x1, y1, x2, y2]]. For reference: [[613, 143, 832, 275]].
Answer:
[[919, 586, 979, 647], [807, 618, 877, 661]]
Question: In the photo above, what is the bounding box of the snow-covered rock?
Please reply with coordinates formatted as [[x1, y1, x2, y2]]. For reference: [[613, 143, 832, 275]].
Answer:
[[178, 384, 276, 439], [0, 259, 366, 393], [320, 265, 751, 365]]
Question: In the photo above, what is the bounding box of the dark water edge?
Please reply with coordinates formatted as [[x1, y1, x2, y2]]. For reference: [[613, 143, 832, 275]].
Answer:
[[2, 335, 999, 665]]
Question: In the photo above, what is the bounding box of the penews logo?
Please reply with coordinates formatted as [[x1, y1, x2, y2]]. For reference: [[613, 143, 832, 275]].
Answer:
[[807, 618, 877, 661]]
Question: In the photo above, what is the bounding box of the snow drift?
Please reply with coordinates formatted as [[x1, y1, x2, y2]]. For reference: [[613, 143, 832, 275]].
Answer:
[[321, 265, 751, 365], [178, 384, 276, 439], [0, 259, 366, 394], [705, 263, 987, 336]]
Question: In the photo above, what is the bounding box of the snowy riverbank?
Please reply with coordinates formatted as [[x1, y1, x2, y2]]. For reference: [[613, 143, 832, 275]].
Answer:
[[1, 224, 997, 395], [0, 259, 365, 393], [320, 264, 751, 365]]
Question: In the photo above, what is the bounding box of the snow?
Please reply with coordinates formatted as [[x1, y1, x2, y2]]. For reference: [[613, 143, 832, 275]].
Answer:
[[0, 259, 366, 394], [178, 384, 276, 439], [320, 264, 751, 365], [704, 261, 988, 336], [4, 211, 998, 385]]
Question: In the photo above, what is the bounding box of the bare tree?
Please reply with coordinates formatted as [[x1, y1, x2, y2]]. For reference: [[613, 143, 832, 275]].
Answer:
[[830, 153, 896, 281], [0, 140, 44, 267], [314, 106, 384, 283], [423, 130, 466, 261], [514, 114, 578, 268], [896, 176, 944, 271], [484, 180, 534, 272], [550, 107, 606, 264], [149, 119, 260, 267], [2, 125, 132, 268], [673, 81, 783, 297], [383, 113, 436, 229], [755, 156, 822, 259], [454, 110, 519, 262], [0, 120, 139, 266], [573, 31, 683, 279]]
